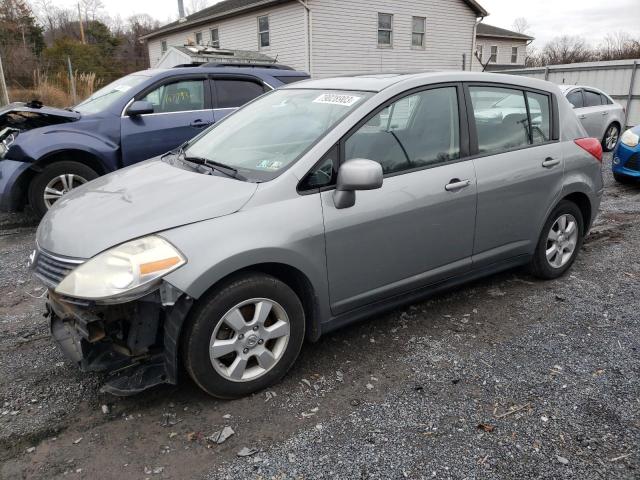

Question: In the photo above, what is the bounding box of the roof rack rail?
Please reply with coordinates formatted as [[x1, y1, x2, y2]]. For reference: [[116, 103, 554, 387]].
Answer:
[[199, 62, 294, 70]]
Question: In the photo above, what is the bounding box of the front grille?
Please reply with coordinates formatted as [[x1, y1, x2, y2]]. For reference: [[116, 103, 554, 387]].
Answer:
[[33, 248, 85, 288], [624, 153, 640, 172]]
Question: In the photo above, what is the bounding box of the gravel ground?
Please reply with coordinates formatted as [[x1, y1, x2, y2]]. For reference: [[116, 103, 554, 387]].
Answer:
[[1, 153, 639, 480]]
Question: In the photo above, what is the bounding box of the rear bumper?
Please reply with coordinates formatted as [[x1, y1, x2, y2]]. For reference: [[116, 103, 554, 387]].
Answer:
[[46, 288, 193, 396], [0, 158, 30, 211]]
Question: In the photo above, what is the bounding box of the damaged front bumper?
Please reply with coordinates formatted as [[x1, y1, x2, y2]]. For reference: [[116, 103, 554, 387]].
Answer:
[[46, 285, 193, 396]]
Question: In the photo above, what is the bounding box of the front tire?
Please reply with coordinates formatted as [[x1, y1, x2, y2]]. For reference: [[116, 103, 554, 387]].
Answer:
[[613, 172, 635, 185], [182, 273, 305, 399], [530, 200, 584, 279], [602, 124, 620, 152], [28, 161, 98, 218]]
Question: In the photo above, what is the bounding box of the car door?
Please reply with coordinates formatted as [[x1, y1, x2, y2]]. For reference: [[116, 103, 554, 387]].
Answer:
[[580, 89, 608, 139], [212, 76, 270, 122], [120, 76, 214, 166], [467, 84, 564, 267], [319, 85, 477, 315]]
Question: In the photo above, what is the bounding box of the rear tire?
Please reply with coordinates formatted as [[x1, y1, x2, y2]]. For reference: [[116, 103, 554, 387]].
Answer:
[[530, 200, 584, 280], [28, 161, 98, 218], [602, 123, 620, 152], [181, 273, 305, 399]]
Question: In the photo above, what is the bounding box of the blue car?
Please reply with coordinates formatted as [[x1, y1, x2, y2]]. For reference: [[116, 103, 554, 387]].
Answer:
[[0, 64, 309, 217], [612, 125, 640, 184]]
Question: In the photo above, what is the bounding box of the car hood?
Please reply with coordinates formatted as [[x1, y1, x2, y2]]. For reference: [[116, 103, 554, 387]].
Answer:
[[0, 102, 80, 131], [36, 158, 258, 259]]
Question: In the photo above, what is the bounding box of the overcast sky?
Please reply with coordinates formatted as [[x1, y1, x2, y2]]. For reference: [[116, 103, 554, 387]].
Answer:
[[57, 0, 640, 47]]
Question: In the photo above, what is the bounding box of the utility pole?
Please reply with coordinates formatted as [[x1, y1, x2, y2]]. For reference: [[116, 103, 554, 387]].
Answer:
[[0, 55, 9, 107], [78, 3, 86, 44], [67, 56, 77, 104]]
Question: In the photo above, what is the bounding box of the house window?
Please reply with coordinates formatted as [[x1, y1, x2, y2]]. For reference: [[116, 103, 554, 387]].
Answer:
[[258, 15, 270, 48], [490, 45, 498, 63], [476, 44, 483, 61], [195, 31, 203, 45], [377, 13, 393, 46], [511, 46, 518, 63], [412, 17, 425, 47], [210, 28, 220, 48], [161, 41, 167, 54]]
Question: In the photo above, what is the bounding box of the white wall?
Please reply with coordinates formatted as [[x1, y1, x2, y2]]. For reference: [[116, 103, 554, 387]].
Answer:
[[147, 2, 307, 71], [308, 0, 477, 78], [472, 37, 528, 70]]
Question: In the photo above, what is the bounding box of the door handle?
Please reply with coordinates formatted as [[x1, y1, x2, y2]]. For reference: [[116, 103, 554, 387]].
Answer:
[[601, 111, 609, 116], [445, 179, 471, 191], [190, 119, 210, 128], [542, 157, 560, 168], [578, 114, 587, 119]]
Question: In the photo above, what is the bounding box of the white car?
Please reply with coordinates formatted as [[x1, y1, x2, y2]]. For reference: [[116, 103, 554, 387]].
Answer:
[[559, 85, 625, 152]]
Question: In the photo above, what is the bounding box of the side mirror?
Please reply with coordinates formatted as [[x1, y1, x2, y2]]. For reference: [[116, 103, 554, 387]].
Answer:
[[333, 159, 383, 209], [127, 100, 154, 116]]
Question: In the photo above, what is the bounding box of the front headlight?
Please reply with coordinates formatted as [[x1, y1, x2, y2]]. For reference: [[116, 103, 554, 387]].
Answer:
[[621, 129, 639, 148], [55, 235, 186, 301], [0, 129, 18, 159]]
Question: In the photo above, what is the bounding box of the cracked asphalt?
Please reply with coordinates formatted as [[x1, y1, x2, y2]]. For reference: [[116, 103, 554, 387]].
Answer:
[[1, 153, 639, 479]]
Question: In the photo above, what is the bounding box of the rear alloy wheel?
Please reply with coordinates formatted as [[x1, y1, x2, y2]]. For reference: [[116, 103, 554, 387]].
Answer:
[[530, 200, 584, 279], [602, 124, 620, 152], [28, 161, 99, 218], [182, 274, 305, 398]]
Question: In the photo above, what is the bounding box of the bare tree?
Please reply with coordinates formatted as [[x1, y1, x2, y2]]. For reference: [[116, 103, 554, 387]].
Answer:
[[186, 0, 210, 15], [80, 0, 104, 22], [512, 17, 531, 35], [539, 35, 592, 65], [598, 32, 640, 61]]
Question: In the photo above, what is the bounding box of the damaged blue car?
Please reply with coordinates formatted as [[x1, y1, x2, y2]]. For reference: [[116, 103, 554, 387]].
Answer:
[[0, 64, 309, 217]]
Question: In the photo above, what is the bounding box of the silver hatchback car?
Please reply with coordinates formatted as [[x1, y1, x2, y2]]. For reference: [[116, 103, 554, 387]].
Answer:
[[32, 72, 603, 398]]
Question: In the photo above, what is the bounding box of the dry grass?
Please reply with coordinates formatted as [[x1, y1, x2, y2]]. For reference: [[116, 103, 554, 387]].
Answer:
[[8, 71, 101, 108]]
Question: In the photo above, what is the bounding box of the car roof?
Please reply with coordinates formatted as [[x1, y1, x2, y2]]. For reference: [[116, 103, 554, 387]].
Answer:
[[557, 84, 610, 96], [138, 66, 309, 78], [284, 71, 560, 93]]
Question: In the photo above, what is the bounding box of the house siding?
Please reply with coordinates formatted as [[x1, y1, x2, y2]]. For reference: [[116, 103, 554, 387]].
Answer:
[[147, 2, 307, 70], [308, 0, 477, 78], [472, 37, 528, 70]]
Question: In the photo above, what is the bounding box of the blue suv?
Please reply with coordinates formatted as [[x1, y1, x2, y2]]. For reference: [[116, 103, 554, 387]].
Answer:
[[0, 64, 309, 217]]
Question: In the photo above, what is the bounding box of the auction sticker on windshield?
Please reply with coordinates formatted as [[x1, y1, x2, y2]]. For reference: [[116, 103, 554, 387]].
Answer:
[[313, 93, 361, 107]]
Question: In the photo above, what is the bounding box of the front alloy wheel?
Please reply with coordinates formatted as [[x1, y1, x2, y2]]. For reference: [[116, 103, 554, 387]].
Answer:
[[603, 124, 619, 152], [43, 174, 89, 208], [182, 274, 305, 398]]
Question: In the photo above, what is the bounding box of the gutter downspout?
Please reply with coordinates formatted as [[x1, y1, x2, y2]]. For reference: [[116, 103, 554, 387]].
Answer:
[[295, 0, 312, 76], [471, 16, 485, 72]]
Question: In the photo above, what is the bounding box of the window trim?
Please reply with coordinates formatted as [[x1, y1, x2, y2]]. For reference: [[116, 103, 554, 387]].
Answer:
[[195, 31, 203, 45], [257, 14, 270, 49], [511, 46, 518, 63], [209, 27, 220, 48], [463, 82, 560, 161], [411, 16, 426, 48], [161, 40, 167, 54], [490, 45, 498, 63], [377, 12, 393, 48]]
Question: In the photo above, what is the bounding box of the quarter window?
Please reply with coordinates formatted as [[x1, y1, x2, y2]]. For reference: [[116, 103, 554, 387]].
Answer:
[[195, 31, 203, 45], [258, 15, 270, 48], [566, 90, 583, 108], [490, 45, 498, 62], [345, 87, 460, 175], [511, 46, 518, 63], [210, 28, 220, 48], [215, 79, 266, 109], [526, 92, 551, 144], [141, 79, 205, 114], [412, 17, 426, 47], [377, 13, 393, 46]]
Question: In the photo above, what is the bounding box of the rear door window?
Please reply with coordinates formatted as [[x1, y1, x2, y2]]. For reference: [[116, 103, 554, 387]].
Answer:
[[583, 90, 602, 107], [141, 79, 206, 113], [566, 90, 584, 108], [214, 79, 267, 109]]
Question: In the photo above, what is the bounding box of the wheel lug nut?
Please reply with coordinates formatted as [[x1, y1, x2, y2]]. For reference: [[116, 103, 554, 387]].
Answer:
[[258, 339, 264, 345], [238, 334, 244, 339], [253, 326, 259, 331], [243, 348, 249, 354]]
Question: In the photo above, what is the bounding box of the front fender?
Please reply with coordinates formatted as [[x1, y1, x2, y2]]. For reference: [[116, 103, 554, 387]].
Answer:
[[8, 129, 119, 172]]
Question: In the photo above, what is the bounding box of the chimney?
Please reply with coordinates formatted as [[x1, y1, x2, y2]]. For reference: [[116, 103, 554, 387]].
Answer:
[[177, 0, 186, 19]]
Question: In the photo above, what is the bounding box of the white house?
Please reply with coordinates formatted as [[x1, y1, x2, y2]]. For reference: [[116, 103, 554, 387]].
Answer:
[[473, 23, 533, 71], [141, 0, 489, 78]]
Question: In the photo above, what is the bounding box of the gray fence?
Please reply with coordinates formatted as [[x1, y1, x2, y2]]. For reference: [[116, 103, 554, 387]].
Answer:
[[502, 59, 639, 127]]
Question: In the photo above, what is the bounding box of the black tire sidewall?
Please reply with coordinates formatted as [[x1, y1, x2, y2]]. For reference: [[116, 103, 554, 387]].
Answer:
[[29, 161, 99, 218], [182, 274, 305, 399], [531, 200, 584, 279]]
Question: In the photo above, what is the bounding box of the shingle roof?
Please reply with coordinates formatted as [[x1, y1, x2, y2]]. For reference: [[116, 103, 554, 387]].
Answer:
[[141, 0, 489, 40], [476, 23, 534, 41]]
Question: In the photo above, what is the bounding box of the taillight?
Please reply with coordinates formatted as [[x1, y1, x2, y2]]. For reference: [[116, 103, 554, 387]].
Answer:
[[575, 138, 603, 162]]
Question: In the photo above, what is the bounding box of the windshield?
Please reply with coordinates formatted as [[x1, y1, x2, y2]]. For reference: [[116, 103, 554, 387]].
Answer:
[[185, 89, 372, 180], [74, 74, 149, 114]]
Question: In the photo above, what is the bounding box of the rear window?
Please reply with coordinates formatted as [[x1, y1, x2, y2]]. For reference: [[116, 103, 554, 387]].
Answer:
[[274, 75, 310, 84], [566, 90, 583, 108]]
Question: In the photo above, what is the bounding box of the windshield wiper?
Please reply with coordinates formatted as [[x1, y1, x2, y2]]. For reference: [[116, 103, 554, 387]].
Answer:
[[178, 148, 246, 181]]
